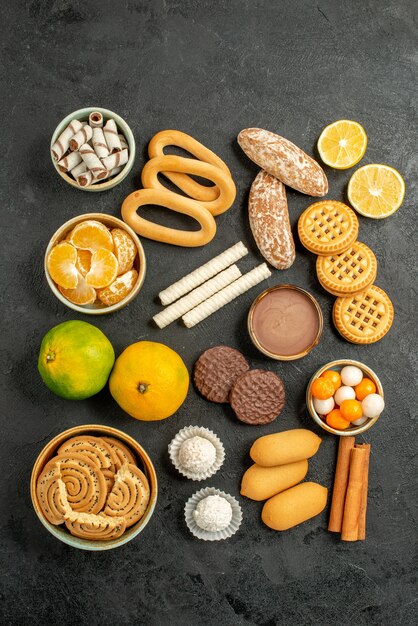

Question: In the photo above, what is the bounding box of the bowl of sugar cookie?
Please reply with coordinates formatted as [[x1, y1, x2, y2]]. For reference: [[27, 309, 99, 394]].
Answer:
[[30, 424, 158, 551], [50, 107, 135, 191]]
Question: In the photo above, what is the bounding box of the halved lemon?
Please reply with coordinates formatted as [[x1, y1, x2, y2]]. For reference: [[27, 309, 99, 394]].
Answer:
[[348, 164, 405, 219], [318, 120, 367, 169]]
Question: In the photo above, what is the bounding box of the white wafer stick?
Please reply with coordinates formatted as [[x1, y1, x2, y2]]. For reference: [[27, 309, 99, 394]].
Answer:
[[92, 127, 110, 159], [97, 166, 124, 182], [159, 241, 248, 306], [71, 162, 87, 178], [57, 150, 82, 172], [103, 119, 122, 153], [70, 125, 93, 151], [182, 263, 271, 328], [153, 265, 242, 329], [79, 144, 107, 179], [89, 111, 103, 128], [51, 119, 83, 160], [101, 149, 128, 170]]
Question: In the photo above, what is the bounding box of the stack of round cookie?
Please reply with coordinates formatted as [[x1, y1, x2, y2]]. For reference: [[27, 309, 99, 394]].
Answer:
[[298, 200, 394, 344]]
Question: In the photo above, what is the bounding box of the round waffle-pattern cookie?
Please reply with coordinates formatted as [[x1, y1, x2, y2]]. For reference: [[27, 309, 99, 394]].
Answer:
[[298, 200, 359, 255], [230, 369, 286, 425], [316, 241, 377, 296], [194, 346, 250, 403], [333, 284, 394, 344]]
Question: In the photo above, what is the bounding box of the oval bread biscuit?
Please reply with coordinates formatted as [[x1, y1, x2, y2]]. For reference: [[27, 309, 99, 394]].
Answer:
[[262, 482, 328, 530], [250, 429, 321, 467], [248, 170, 295, 270], [238, 128, 328, 196], [241, 459, 308, 501]]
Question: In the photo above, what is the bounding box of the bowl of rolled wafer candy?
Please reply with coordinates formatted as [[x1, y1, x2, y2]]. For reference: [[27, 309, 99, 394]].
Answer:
[[30, 424, 158, 550], [50, 107, 135, 191], [45, 213, 146, 314]]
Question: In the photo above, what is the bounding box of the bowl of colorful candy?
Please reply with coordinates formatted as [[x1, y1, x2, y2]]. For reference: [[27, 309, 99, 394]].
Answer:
[[306, 359, 384, 436]]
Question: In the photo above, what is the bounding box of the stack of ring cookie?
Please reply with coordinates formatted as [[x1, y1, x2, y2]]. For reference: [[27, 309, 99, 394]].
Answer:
[[121, 130, 236, 247], [298, 200, 394, 344]]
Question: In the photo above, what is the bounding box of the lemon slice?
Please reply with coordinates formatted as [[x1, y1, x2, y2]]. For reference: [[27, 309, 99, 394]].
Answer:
[[317, 120, 367, 169], [348, 164, 405, 219]]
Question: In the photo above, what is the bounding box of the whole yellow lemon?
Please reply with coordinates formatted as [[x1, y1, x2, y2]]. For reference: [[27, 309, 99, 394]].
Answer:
[[109, 341, 189, 421]]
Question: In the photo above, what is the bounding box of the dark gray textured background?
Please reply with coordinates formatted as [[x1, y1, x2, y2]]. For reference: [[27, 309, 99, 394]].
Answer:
[[1, 1, 417, 625]]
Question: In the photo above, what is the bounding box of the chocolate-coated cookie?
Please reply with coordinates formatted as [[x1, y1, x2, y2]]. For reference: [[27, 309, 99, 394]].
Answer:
[[230, 369, 285, 425], [194, 346, 250, 403]]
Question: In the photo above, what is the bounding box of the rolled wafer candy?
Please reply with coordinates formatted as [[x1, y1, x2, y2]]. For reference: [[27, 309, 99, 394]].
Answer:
[[42, 452, 107, 514], [71, 161, 87, 178], [104, 463, 150, 528], [65, 512, 126, 541], [57, 150, 82, 172], [89, 111, 104, 128], [118, 133, 128, 150], [51, 119, 84, 161], [57, 435, 117, 469], [92, 127, 110, 159], [101, 148, 129, 171], [76, 170, 94, 187], [79, 143, 107, 179], [182, 263, 271, 328], [101, 436, 136, 470], [36, 464, 71, 525], [153, 264, 242, 329], [70, 125, 93, 151], [103, 119, 122, 153], [159, 241, 248, 305], [100, 166, 123, 181]]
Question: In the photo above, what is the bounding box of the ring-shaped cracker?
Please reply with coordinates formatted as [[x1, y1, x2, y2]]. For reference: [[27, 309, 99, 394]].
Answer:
[[121, 188, 216, 247], [141, 155, 236, 216], [148, 130, 231, 202]]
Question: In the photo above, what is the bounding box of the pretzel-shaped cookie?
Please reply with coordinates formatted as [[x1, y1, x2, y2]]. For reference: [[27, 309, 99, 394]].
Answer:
[[148, 130, 231, 202], [141, 155, 236, 217], [121, 188, 217, 247]]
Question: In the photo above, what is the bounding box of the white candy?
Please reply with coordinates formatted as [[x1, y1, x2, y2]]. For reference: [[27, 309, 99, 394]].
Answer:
[[362, 394, 385, 418], [351, 415, 369, 426], [341, 365, 363, 387], [334, 385, 356, 406], [313, 396, 335, 416]]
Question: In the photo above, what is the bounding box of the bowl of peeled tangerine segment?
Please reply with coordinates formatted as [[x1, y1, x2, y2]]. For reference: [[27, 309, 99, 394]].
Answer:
[[45, 213, 146, 314], [306, 359, 385, 436]]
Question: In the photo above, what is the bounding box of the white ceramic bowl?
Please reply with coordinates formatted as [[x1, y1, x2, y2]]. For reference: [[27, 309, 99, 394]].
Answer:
[[44, 213, 146, 314], [50, 107, 135, 192], [306, 359, 384, 436]]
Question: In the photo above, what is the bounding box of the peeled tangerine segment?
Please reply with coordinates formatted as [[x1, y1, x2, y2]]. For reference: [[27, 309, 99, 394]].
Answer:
[[97, 269, 138, 306], [69, 220, 114, 252], [75, 249, 92, 276], [59, 271, 97, 305], [111, 228, 137, 274], [85, 249, 119, 289], [47, 241, 78, 289]]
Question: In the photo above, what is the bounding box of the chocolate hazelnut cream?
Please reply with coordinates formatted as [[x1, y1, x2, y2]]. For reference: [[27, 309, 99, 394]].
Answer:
[[251, 288, 321, 357]]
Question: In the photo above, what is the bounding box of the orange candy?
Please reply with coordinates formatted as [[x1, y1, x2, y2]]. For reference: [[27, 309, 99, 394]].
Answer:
[[340, 399, 363, 422], [321, 369, 342, 391], [326, 409, 350, 430], [355, 378, 376, 401], [311, 377, 335, 400]]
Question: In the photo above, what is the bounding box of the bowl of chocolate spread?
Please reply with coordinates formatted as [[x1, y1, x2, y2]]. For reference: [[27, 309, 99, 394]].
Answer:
[[248, 284, 323, 360]]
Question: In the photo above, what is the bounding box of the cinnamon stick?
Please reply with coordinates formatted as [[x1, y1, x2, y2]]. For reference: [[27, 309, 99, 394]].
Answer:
[[341, 447, 368, 541], [328, 436, 355, 532], [356, 443, 371, 540]]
